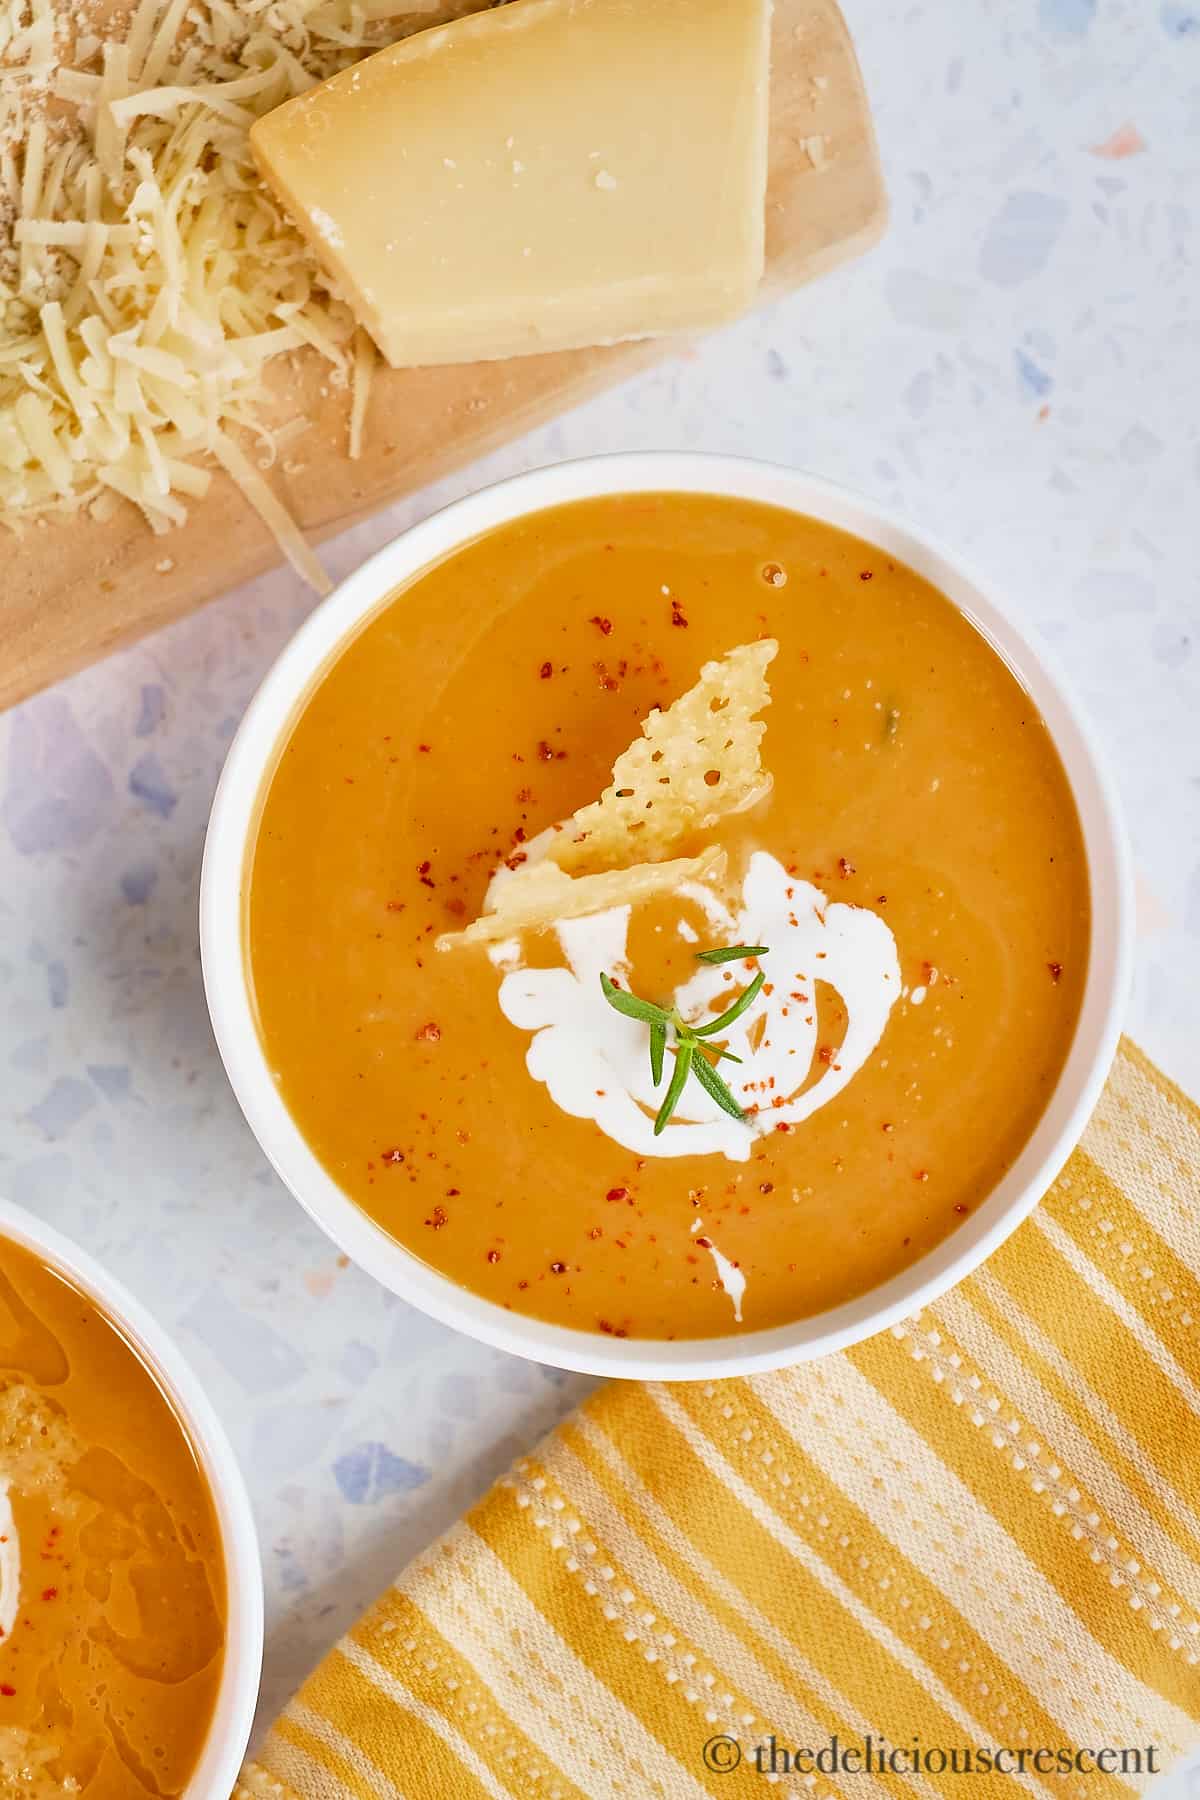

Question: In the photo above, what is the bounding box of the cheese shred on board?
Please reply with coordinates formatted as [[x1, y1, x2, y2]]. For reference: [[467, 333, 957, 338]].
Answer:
[[0, 0, 479, 587]]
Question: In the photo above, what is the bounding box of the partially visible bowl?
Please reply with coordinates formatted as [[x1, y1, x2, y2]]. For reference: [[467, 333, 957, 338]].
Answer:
[[201, 452, 1133, 1379], [0, 1197, 263, 1796]]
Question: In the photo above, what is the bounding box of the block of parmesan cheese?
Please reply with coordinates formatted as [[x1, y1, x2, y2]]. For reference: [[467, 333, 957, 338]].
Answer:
[[250, 0, 772, 368]]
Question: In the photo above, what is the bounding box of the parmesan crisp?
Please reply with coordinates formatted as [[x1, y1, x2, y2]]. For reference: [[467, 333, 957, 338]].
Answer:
[[437, 848, 725, 952], [443, 638, 776, 948], [550, 638, 777, 872]]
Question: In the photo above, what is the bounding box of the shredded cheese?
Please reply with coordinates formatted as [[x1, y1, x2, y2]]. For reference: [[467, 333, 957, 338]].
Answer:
[[0, 0, 487, 583]]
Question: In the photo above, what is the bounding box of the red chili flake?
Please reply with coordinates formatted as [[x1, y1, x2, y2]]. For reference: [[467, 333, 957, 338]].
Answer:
[[550, 1260, 567, 1275], [589, 1226, 603, 1240], [425, 1205, 448, 1229], [695, 1236, 714, 1249], [775, 1121, 793, 1134], [598, 1318, 615, 1335], [838, 856, 856, 878], [517, 1279, 529, 1290], [381, 1148, 405, 1165], [859, 570, 874, 581], [445, 1187, 461, 1197], [589, 615, 613, 635], [817, 1045, 834, 1065], [0, 1685, 15, 1698], [1047, 961, 1063, 983], [914, 1169, 930, 1183], [881, 1122, 894, 1134], [40, 1588, 57, 1603], [537, 740, 555, 761], [417, 744, 432, 753], [415, 1021, 441, 1043], [539, 661, 553, 678], [505, 851, 528, 870], [670, 598, 689, 628], [759, 1182, 774, 1194], [606, 1186, 629, 1203], [876, 895, 888, 906], [486, 1249, 501, 1264]]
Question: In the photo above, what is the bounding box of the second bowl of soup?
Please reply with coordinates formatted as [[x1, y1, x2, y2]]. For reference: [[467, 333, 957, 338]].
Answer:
[[0, 1200, 262, 1796], [202, 455, 1130, 1377]]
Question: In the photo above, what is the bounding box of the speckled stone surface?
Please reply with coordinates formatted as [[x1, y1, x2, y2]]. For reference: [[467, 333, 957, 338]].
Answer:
[[2, 0, 1198, 1780]]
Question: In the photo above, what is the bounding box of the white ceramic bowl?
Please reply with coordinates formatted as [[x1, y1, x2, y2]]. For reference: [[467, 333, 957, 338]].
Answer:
[[201, 453, 1132, 1380], [0, 1198, 263, 1795]]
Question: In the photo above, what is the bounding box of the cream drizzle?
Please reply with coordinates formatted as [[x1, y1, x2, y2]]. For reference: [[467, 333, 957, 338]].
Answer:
[[492, 849, 901, 1165], [691, 1216, 746, 1322], [0, 1482, 19, 1649]]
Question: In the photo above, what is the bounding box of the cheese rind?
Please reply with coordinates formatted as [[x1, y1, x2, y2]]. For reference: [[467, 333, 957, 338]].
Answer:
[[250, 0, 772, 369]]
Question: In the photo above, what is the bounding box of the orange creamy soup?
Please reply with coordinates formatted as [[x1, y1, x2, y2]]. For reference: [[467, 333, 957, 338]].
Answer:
[[0, 1238, 225, 1797], [247, 494, 1090, 1339]]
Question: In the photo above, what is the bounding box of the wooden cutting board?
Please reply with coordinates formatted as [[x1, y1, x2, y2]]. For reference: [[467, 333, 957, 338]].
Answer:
[[0, 0, 885, 712]]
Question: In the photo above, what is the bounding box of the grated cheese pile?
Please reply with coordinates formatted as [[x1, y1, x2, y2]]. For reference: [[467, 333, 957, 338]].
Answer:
[[0, 0, 479, 587], [552, 637, 778, 872]]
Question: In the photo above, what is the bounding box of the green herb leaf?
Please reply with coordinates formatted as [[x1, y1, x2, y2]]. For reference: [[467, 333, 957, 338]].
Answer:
[[695, 944, 768, 965], [690, 1049, 747, 1122], [600, 944, 768, 1133], [649, 1019, 666, 1086], [600, 971, 668, 1026], [692, 969, 766, 1038], [654, 1041, 694, 1135]]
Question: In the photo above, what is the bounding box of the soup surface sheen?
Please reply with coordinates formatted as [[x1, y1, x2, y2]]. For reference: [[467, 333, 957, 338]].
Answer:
[[248, 494, 1090, 1339], [0, 1237, 225, 1797]]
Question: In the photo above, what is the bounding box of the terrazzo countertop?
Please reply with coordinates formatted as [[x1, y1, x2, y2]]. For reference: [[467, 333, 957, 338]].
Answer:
[[2, 0, 1198, 1780]]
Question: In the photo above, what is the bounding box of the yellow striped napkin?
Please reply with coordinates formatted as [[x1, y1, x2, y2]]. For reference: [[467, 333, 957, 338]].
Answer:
[[236, 1040, 1200, 1800]]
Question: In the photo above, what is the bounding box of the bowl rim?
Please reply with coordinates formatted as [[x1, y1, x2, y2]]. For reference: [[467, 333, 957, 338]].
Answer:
[[200, 451, 1133, 1380], [0, 1196, 264, 1795]]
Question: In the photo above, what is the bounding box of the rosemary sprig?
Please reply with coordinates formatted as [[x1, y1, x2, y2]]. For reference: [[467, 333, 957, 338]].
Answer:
[[695, 943, 768, 965], [599, 945, 769, 1134]]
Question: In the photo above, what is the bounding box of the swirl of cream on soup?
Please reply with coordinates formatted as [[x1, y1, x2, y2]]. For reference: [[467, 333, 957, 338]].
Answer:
[[0, 1479, 18, 1648], [491, 849, 900, 1163]]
